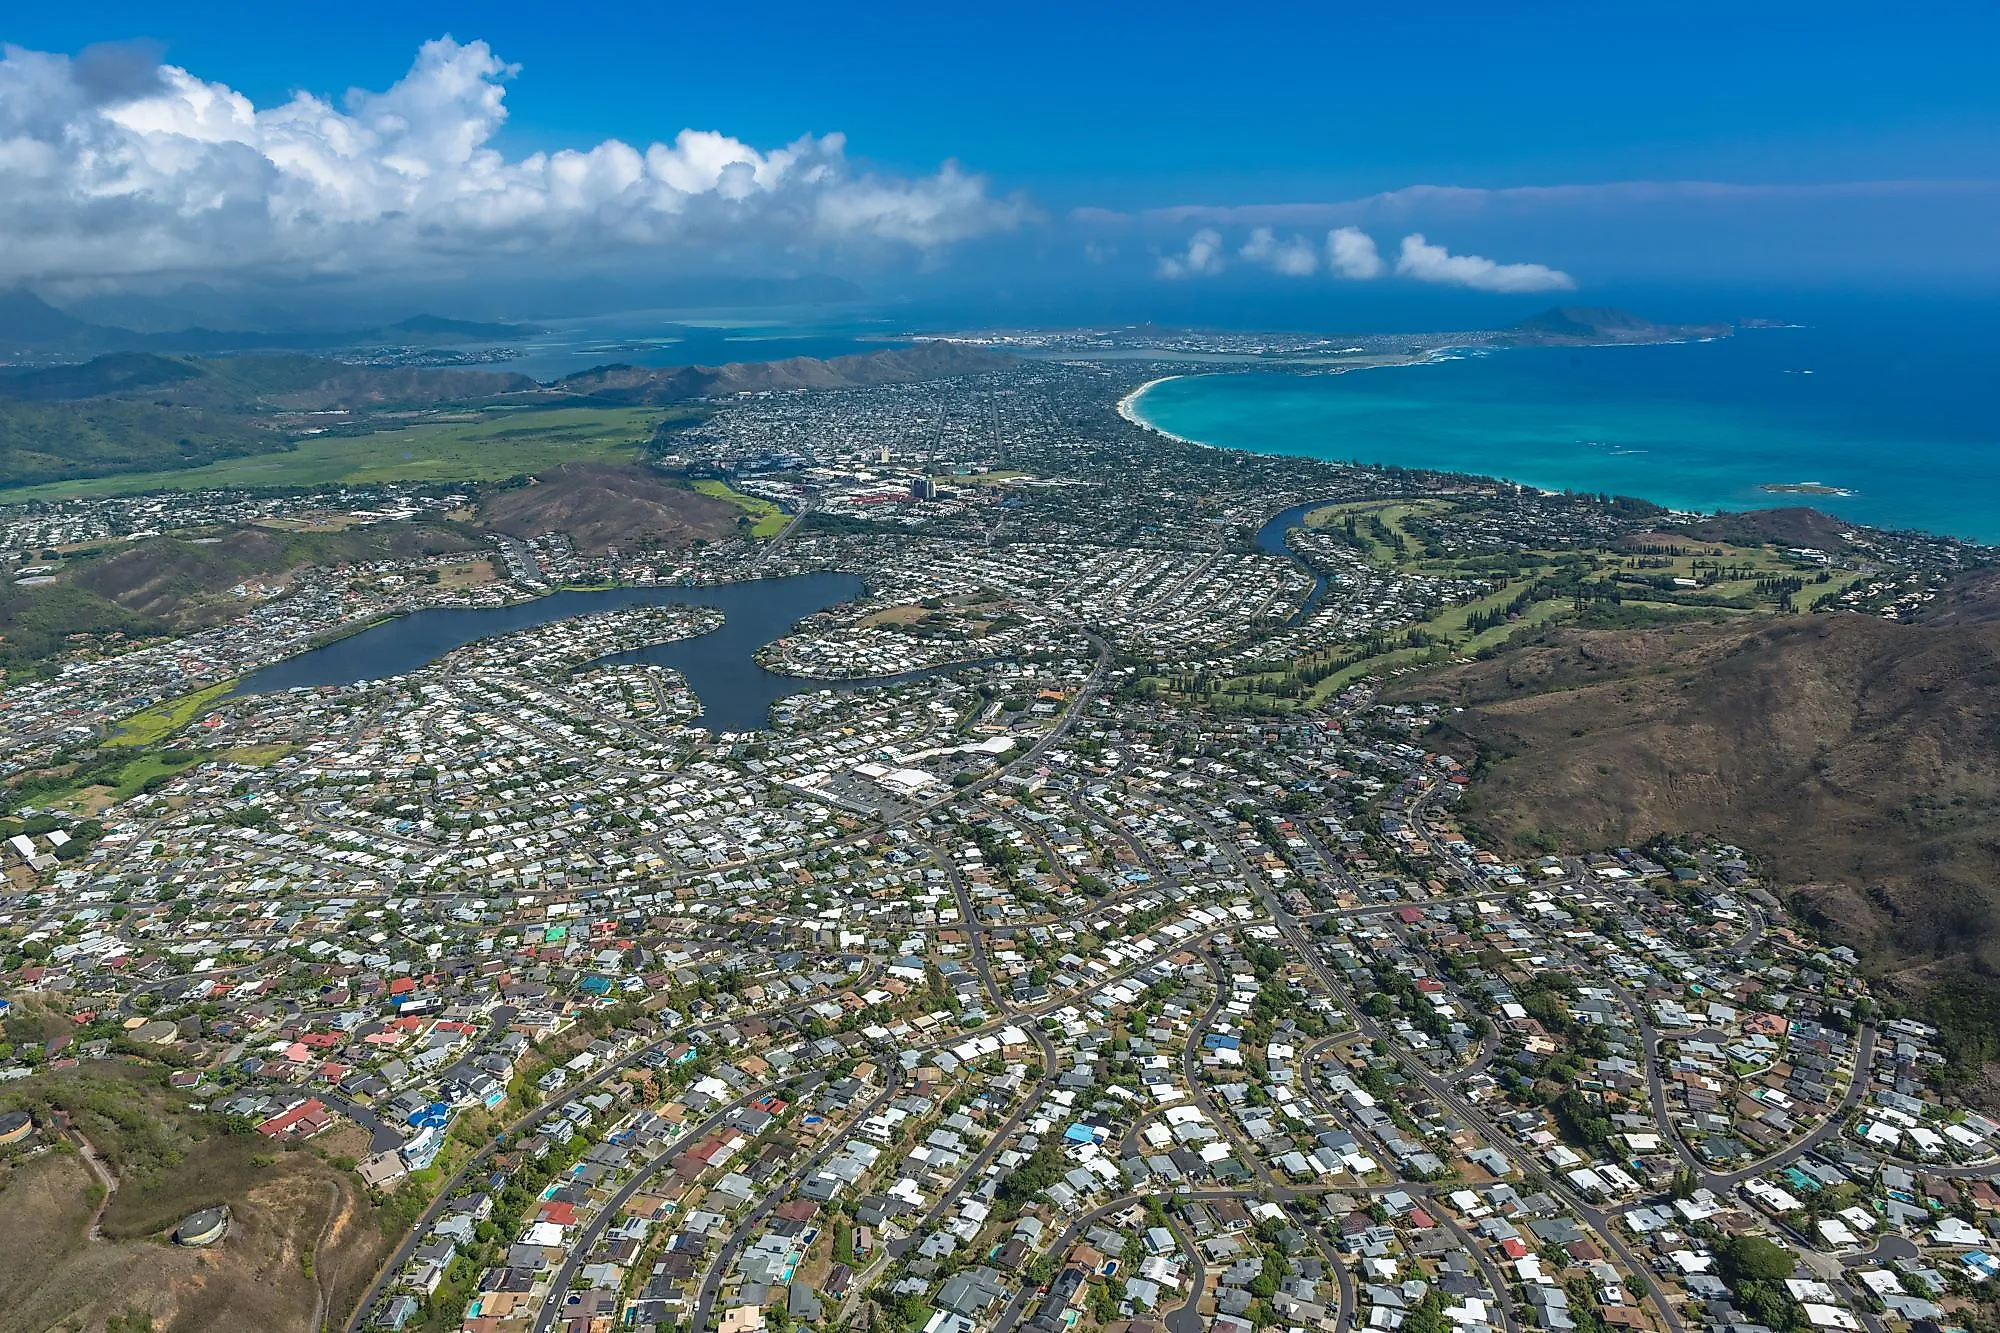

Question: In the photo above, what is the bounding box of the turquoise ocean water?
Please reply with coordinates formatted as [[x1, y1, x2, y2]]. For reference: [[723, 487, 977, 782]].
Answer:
[[1129, 319, 2000, 544]]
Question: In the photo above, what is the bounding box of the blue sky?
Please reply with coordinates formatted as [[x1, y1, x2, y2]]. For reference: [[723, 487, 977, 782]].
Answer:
[[4, 1, 1998, 309]]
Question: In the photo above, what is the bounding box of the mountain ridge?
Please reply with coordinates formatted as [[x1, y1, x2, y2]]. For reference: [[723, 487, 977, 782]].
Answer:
[[0, 288, 542, 359], [1390, 604, 2000, 1022]]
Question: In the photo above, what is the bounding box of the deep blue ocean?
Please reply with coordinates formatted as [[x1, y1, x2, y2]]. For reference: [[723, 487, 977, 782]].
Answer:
[[1129, 307, 2000, 544]]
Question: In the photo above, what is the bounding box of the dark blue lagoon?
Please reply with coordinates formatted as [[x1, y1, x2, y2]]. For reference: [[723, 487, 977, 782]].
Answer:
[[235, 573, 885, 732]]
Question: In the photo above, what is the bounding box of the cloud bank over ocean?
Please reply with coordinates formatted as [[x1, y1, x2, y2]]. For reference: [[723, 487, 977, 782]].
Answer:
[[0, 36, 1029, 285], [1157, 223, 1573, 292], [2, 35, 1992, 300], [1077, 179, 2000, 292], [1327, 228, 1385, 280], [1394, 234, 1575, 293]]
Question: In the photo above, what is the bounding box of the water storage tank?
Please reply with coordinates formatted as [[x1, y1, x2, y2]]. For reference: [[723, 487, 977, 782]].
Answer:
[[173, 1207, 229, 1246]]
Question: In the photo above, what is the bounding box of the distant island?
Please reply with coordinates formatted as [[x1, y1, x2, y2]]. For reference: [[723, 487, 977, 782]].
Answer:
[[1496, 305, 1734, 347], [1760, 481, 1853, 496]]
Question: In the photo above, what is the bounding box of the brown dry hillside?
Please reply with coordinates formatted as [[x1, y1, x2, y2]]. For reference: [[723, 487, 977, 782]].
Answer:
[[477, 462, 743, 552], [260, 364, 538, 410], [0, 1064, 395, 1333], [1924, 567, 2000, 626], [68, 522, 483, 623], [1667, 506, 1861, 552], [1392, 611, 2000, 992]]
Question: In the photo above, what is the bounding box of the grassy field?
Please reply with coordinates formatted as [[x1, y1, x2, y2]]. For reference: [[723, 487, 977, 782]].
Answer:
[[1147, 496, 1852, 715], [100, 752, 203, 803], [7, 746, 215, 816], [692, 479, 790, 538], [107, 680, 235, 747], [220, 743, 295, 765], [1304, 499, 1444, 562], [3, 406, 676, 502], [1306, 597, 1573, 698]]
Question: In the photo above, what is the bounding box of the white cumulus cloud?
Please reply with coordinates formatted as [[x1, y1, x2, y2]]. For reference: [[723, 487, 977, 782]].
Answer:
[[1394, 233, 1574, 292], [1326, 226, 1384, 279], [0, 36, 1029, 285], [1157, 228, 1226, 279], [1239, 227, 1319, 276]]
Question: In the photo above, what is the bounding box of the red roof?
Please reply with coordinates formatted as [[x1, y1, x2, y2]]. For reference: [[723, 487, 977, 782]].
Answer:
[[258, 1098, 334, 1138]]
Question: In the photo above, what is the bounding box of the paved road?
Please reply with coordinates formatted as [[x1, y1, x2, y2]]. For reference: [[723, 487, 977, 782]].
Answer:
[[328, 1005, 531, 1155], [1709, 1023, 1877, 1190], [338, 982, 866, 1333], [1406, 780, 1885, 1196], [629, 1081, 878, 1333], [340, 1032, 690, 1333], [943, 852, 1010, 1013], [894, 1024, 1061, 1259], [750, 503, 811, 573], [1162, 1215, 1208, 1333], [693, 1025, 1061, 1333], [1257, 871, 1693, 1333], [988, 1192, 1245, 1333], [351, 763, 1887, 1333], [1439, 1208, 1522, 1333]]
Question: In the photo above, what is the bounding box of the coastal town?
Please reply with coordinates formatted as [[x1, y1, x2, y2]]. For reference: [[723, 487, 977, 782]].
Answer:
[[1, 353, 1997, 1333]]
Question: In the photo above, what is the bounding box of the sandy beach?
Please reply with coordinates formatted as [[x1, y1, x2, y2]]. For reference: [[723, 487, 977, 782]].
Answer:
[[1116, 375, 1202, 444]]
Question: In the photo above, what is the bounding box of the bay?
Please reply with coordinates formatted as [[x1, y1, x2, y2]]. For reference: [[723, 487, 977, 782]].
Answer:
[[1130, 317, 2000, 544]]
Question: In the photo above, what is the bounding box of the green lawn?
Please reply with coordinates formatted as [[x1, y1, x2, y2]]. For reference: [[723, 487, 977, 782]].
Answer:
[[2, 407, 676, 501], [107, 680, 235, 747], [24, 748, 214, 812], [692, 479, 790, 538], [1307, 595, 1571, 698], [104, 752, 207, 801], [1188, 575, 1563, 711]]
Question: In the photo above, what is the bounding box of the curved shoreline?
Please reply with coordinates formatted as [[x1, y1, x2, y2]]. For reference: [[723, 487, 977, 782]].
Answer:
[[1112, 354, 1801, 526], [1115, 376, 1196, 444], [1116, 348, 1451, 448], [1123, 366, 1706, 518]]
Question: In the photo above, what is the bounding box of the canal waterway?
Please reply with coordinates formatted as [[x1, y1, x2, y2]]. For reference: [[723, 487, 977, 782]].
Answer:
[[1256, 500, 1336, 624]]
